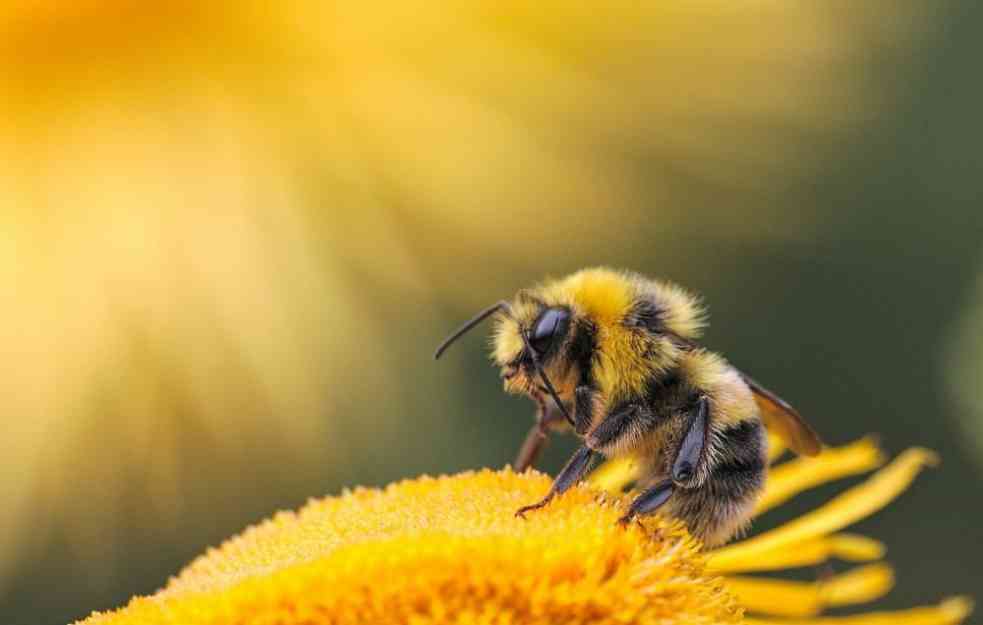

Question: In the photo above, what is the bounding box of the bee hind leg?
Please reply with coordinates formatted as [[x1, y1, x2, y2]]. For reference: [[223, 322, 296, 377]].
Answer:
[[618, 479, 674, 525], [515, 445, 594, 518], [618, 396, 708, 525], [665, 419, 767, 546], [671, 395, 708, 483]]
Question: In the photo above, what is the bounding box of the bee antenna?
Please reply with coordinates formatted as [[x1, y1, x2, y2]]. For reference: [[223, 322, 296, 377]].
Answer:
[[433, 299, 574, 428], [434, 301, 514, 360], [524, 344, 575, 428]]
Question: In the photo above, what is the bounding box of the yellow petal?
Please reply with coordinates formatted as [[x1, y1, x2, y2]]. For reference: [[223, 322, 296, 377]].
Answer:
[[820, 563, 895, 606], [589, 454, 641, 493], [742, 596, 973, 625], [756, 438, 886, 516], [707, 533, 885, 574], [768, 430, 788, 464], [726, 563, 893, 617], [709, 448, 937, 571]]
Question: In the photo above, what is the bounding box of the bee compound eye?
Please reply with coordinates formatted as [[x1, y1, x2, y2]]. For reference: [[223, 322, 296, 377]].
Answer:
[[530, 307, 569, 353]]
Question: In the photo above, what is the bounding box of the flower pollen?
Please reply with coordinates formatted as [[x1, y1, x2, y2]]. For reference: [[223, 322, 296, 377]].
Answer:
[[77, 470, 740, 625], [75, 441, 973, 625]]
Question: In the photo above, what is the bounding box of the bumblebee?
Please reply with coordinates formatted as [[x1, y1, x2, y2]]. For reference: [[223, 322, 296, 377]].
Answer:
[[435, 268, 822, 546]]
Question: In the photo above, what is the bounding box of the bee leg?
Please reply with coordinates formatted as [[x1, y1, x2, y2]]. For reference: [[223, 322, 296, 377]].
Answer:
[[618, 480, 674, 525], [585, 402, 639, 452], [617, 396, 708, 525], [674, 417, 767, 546], [513, 423, 548, 472], [671, 395, 709, 484], [513, 399, 571, 471], [515, 445, 594, 518], [573, 385, 595, 435]]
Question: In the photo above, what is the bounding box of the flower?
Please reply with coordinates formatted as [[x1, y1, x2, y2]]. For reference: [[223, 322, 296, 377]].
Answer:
[[75, 439, 972, 625]]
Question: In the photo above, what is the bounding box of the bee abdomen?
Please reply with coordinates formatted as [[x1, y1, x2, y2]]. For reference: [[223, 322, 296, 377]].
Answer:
[[706, 419, 767, 491], [667, 419, 767, 547]]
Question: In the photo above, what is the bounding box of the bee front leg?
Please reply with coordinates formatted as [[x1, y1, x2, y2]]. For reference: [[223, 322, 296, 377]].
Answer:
[[513, 398, 572, 472], [515, 445, 595, 518], [573, 385, 595, 435], [513, 423, 548, 472]]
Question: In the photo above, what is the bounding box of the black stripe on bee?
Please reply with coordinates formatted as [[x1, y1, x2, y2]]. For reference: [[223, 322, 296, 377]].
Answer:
[[706, 420, 767, 499], [626, 299, 664, 333], [644, 369, 691, 422], [590, 371, 696, 451], [569, 319, 598, 432], [568, 319, 597, 385]]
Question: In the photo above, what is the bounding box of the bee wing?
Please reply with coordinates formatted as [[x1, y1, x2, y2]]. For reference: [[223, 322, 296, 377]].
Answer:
[[741, 373, 823, 456]]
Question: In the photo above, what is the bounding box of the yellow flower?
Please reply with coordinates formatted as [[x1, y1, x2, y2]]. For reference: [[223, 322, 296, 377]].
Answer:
[[76, 439, 972, 625]]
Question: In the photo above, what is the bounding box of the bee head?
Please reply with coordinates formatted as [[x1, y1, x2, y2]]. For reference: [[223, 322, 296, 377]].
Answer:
[[434, 295, 577, 427], [493, 299, 576, 394], [434, 268, 705, 424]]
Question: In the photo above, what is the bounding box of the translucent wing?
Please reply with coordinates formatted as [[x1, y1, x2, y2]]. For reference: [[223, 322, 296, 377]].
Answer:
[[741, 373, 823, 456]]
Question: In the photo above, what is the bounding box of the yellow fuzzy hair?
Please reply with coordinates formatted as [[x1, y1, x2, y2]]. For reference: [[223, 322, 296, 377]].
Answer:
[[632, 276, 707, 340], [492, 268, 706, 403], [678, 349, 754, 428]]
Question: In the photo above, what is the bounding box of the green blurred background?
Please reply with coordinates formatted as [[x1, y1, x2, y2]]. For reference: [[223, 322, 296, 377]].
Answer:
[[2, 2, 982, 624]]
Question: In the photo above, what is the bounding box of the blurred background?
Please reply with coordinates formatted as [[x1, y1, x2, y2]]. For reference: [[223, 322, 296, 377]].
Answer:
[[1, 2, 982, 623]]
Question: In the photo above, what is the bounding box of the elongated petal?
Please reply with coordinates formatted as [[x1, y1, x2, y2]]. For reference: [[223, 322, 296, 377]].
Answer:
[[743, 596, 973, 625], [820, 563, 895, 606], [589, 455, 641, 493], [707, 534, 884, 574], [709, 448, 938, 571], [768, 430, 788, 464], [726, 563, 893, 617], [756, 438, 886, 516]]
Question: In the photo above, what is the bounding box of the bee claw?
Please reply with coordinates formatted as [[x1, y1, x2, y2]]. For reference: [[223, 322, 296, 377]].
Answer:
[[515, 498, 551, 519]]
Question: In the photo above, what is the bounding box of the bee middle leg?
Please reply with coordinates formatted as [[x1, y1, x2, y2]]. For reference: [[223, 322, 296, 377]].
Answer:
[[618, 479, 674, 525], [618, 396, 708, 525]]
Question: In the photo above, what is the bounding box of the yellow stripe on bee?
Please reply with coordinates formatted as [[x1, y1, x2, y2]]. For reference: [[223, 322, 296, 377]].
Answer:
[[545, 268, 655, 399], [594, 329, 655, 400], [678, 352, 755, 428], [547, 268, 635, 328]]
